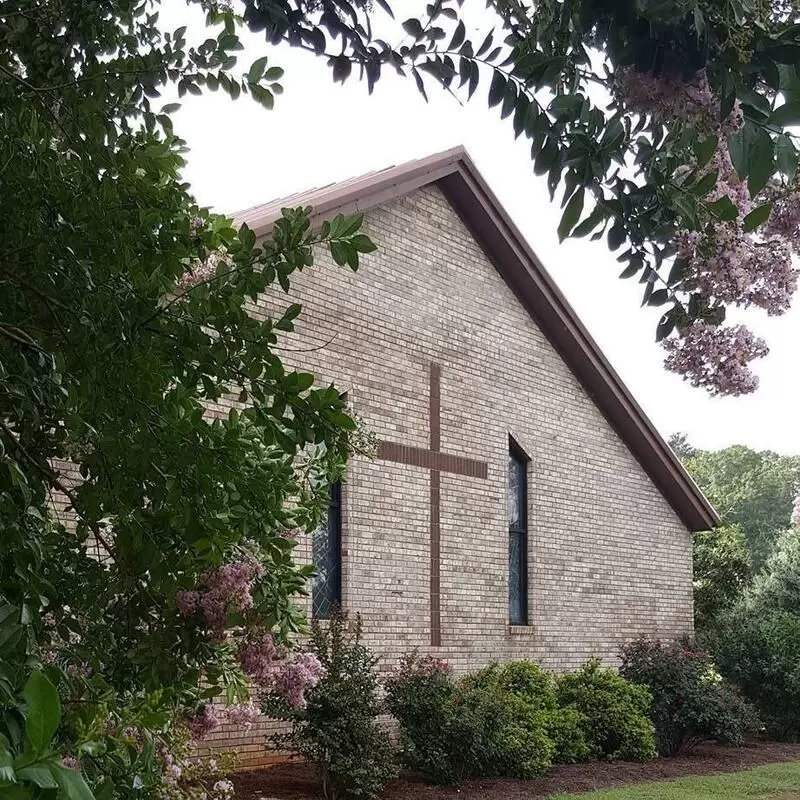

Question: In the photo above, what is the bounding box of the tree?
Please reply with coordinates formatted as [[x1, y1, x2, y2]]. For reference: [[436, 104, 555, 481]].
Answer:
[[1, 2, 375, 796], [707, 530, 800, 739], [668, 432, 696, 461], [682, 445, 800, 567], [692, 524, 751, 627]]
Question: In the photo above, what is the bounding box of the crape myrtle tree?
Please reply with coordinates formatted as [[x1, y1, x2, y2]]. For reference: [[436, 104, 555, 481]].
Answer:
[[4, 0, 800, 797], [244, 0, 800, 395], [1, 1, 374, 797]]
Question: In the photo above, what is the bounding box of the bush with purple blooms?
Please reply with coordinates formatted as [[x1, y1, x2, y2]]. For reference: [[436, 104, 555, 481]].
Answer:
[[262, 613, 396, 800]]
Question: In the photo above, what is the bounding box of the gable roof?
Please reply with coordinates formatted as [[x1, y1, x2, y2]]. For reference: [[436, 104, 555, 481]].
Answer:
[[235, 146, 719, 532]]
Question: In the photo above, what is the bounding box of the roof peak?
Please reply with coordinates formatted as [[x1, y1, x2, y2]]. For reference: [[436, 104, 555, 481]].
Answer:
[[233, 148, 718, 532]]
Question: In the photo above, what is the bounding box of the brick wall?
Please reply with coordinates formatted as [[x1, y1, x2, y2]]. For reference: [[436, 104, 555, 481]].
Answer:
[[201, 183, 694, 768]]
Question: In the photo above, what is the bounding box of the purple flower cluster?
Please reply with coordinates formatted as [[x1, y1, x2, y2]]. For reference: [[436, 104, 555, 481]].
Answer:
[[272, 652, 325, 708], [704, 142, 752, 217], [224, 700, 258, 730], [619, 68, 742, 134], [765, 186, 800, 249], [61, 756, 80, 770], [677, 224, 797, 315], [213, 779, 235, 798], [236, 632, 285, 684], [622, 67, 800, 394], [186, 702, 220, 740], [662, 323, 769, 395], [237, 633, 324, 708], [176, 251, 227, 291], [186, 700, 261, 741], [177, 556, 264, 635]]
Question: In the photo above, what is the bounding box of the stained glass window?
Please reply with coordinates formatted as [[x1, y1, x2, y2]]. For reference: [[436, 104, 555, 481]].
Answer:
[[312, 481, 342, 619], [508, 442, 528, 625]]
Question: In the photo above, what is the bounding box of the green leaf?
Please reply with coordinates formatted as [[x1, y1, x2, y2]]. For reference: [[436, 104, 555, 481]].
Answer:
[[448, 20, 465, 51], [607, 221, 626, 251], [769, 100, 800, 126], [690, 170, 718, 197], [0, 734, 14, 783], [776, 133, 798, 179], [619, 258, 643, 279], [402, 18, 423, 39], [329, 240, 348, 267], [747, 128, 775, 195], [349, 234, 377, 253], [738, 85, 771, 118], [728, 125, 751, 180], [50, 762, 95, 800], [742, 202, 774, 233], [656, 309, 676, 342], [264, 67, 284, 81], [247, 56, 269, 84], [707, 196, 739, 221], [557, 188, 584, 242], [291, 372, 315, 392], [16, 764, 57, 789], [275, 303, 301, 332], [23, 671, 60, 755], [488, 71, 506, 108], [572, 205, 607, 238], [647, 288, 669, 307], [533, 136, 558, 176]]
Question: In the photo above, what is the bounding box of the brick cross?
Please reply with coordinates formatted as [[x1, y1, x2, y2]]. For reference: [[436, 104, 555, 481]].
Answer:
[[377, 363, 488, 646]]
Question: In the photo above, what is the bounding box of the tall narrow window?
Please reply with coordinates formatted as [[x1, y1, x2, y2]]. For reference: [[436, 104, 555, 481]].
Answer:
[[312, 481, 342, 619], [508, 441, 529, 625]]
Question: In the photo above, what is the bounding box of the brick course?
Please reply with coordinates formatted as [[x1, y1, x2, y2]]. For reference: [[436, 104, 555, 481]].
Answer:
[[202, 183, 694, 768]]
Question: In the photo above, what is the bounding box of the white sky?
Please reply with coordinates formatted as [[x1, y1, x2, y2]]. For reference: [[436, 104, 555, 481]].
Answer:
[[163, 2, 800, 454]]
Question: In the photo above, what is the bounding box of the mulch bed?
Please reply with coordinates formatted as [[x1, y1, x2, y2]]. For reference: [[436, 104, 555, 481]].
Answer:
[[232, 741, 800, 799]]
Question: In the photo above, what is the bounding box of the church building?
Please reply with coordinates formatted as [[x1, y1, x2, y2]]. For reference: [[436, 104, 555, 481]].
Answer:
[[205, 147, 718, 767]]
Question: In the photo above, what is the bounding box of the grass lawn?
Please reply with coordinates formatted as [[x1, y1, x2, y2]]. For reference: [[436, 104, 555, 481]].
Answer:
[[550, 761, 800, 799]]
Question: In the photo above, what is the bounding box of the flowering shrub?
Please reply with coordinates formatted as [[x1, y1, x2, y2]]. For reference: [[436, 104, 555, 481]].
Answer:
[[384, 652, 464, 784], [619, 638, 758, 755], [262, 613, 396, 800], [556, 659, 658, 762]]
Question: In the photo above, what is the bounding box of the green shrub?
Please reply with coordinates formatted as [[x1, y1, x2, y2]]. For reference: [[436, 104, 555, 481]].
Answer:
[[455, 684, 554, 779], [556, 659, 658, 761], [262, 613, 397, 800], [539, 707, 592, 764], [464, 660, 557, 709], [385, 654, 554, 783], [539, 708, 592, 764], [620, 638, 759, 755], [463, 660, 589, 763], [708, 605, 800, 740]]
